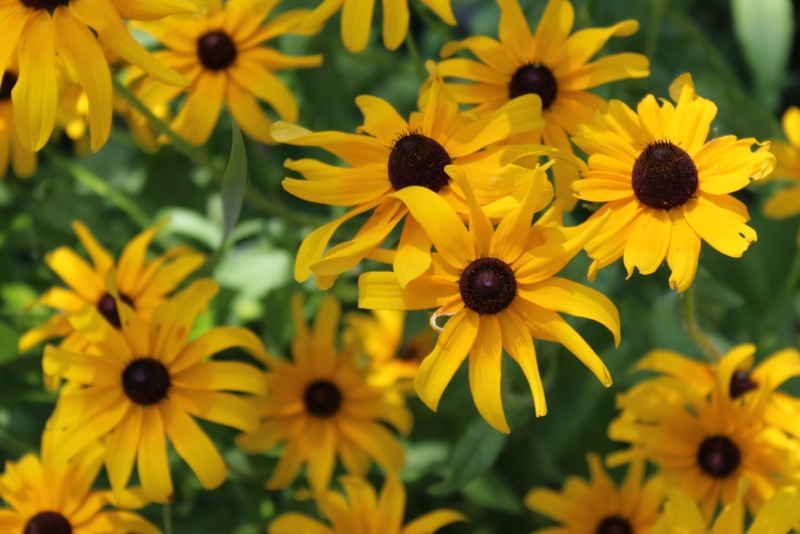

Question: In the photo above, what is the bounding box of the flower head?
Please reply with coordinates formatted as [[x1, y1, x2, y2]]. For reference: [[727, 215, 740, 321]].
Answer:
[[437, 0, 649, 209], [573, 74, 775, 291], [526, 455, 663, 534], [236, 295, 413, 490], [276, 67, 546, 289], [358, 165, 620, 433], [269, 475, 466, 534], [763, 106, 800, 218], [132, 0, 322, 146], [0, 0, 194, 152], [44, 277, 268, 503]]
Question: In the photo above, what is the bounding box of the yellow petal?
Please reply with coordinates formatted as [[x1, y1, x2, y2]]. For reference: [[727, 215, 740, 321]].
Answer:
[[341, 0, 375, 53], [400, 510, 467, 534], [492, 164, 548, 263], [559, 53, 649, 91], [114, 0, 197, 20], [171, 361, 266, 395], [532, 0, 574, 64], [269, 514, 333, 534], [381, 0, 409, 50], [137, 407, 174, 503], [170, 388, 260, 433], [338, 419, 405, 474], [355, 94, 408, 144], [418, 0, 456, 25], [105, 404, 143, 500], [170, 71, 225, 145], [161, 400, 226, 489], [496, 0, 534, 63], [393, 216, 432, 288], [497, 308, 546, 416], [622, 207, 671, 277], [229, 57, 298, 122], [665, 209, 701, 292], [227, 79, 274, 144], [683, 194, 756, 258], [469, 315, 509, 433], [358, 272, 457, 311], [170, 325, 274, 372], [272, 121, 388, 166]]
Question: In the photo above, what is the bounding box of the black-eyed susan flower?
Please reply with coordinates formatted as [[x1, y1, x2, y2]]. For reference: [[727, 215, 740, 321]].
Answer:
[[609, 364, 800, 520], [300, 0, 456, 53], [573, 74, 775, 292], [437, 0, 649, 210], [269, 475, 466, 534], [0, 66, 35, 178], [20, 220, 204, 367], [343, 309, 435, 391], [0, 427, 158, 533], [653, 481, 800, 534], [44, 277, 268, 503], [763, 106, 800, 218], [236, 295, 412, 491], [526, 455, 663, 534], [358, 165, 620, 433], [132, 0, 322, 146], [0, 0, 193, 152], [276, 68, 546, 290]]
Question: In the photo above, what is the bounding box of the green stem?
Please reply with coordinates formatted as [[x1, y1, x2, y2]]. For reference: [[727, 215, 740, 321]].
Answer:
[[405, 30, 427, 82], [646, 0, 668, 59], [682, 286, 721, 361], [43, 147, 150, 229], [162, 503, 173, 534], [409, 0, 453, 42], [760, 243, 800, 339]]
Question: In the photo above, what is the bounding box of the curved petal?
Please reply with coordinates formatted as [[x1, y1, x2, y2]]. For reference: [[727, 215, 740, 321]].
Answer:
[[169, 326, 273, 372], [358, 272, 457, 310], [683, 195, 756, 258], [559, 53, 649, 91], [341, 0, 375, 53], [170, 388, 260, 433], [497, 308, 545, 416], [665, 209, 701, 292], [105, 404, 143, 499], [394, 216, 433, 288], [355, 94, 408, 144], [401, 510, 467, 534], [623, 207, 671, 277], [170, 71, 225, 145], [496, 0, 534, 63], [171, 361, 266, 395], [227, 79, 274, 144], [270, 514, 334, 534], [161, 400, 226, 490], [418, 0, 456, 25], [381, 0, 409, 50], [229, 58, 298, 122], [137, 407, 173, 503], [469, 315, 509, 433], [337, 419, 405, 473]]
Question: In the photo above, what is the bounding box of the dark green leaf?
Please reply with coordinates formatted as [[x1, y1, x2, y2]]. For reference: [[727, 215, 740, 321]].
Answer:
[[220, 115, 248, 248]]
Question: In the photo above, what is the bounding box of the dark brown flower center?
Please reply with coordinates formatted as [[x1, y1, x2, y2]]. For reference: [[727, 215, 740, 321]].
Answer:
[[96, 292, 134, 329], [122, 358, 171, 405], [398, 345, 418, 361], [508, 63, 558, 109], [23, 512, 72, 534], [303, 380, 342, 417], [197, 31, 237, 70], [631, 140, 698, 210], [19, 0, 68, 10], [459, 257, 517, 315], [0, 72, 17, 100], [729, 370, 758, 399], [595, 516, 632, 534], [697, 436, 740, 478], [387, 132, 451, 192]]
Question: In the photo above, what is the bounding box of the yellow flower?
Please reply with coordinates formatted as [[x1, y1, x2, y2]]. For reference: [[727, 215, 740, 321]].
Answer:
[[437, 0, 649, 210], [358, 165, 620, 433], [653, 480, 800, 534], [0, 66, 36, 178], [573, 74, 775, 292], [301, 0, 456, 53], [20, 220, 204, 365], [763, 106, 800, 218], [526, 455, 663, 534], [44, 277, 268, 503], [608, 361, 800, 520], [132, 0, 322, 146], [0, 427, 158, 533], [269, 475, 466, 534], [343, 309, 435, 391], [236, 295, 412, 491], [275, 67, 546, 290], [0, 0, 193, 152]]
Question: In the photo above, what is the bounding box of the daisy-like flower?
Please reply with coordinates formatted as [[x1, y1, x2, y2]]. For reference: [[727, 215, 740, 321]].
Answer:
[[437, 0, 649, 210], [20, 219, 204, 362], [131, 0, 323, 146], [526, 455, 663, 534], [608, 363, 800, 520], [269, 475, 466, 533], [573, 74, 775, 292], [236, 295, 412, 490], [653, 481, 800, 534], [0, 0, 193, 152], [0, 427, 158, 533], [762, 107, 800, 218], [275, 67, 546, 290], [44, 276, 268, 503], [358, 165, 620, 433], [343, 309, 435, 391], [300, 0, 456, 54], [0, 66, 35, 178]]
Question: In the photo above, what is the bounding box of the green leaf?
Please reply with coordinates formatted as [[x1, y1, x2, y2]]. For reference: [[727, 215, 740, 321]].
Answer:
[[731, 0, 794, 110], [428, 416, 509, 495], [220, 115, 248, 248]]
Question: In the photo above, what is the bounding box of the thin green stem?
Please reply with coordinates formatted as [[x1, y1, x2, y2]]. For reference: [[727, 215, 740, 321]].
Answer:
[[760, 243, 800, 339], [43, 147, 150, 229], [405, 30, 427, 82], [646, 0, 668, 59], [682, 286, 721, 362], [162, 503, 173, 534]]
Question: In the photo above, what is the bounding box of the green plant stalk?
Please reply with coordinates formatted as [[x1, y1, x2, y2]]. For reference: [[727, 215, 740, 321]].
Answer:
[[646, 0, 668, 59], [682, 285, 721, 361], [163, 503, 173, 534], [43, 147, 150, 229], [410, 1, 453, 42], [405, 30, 427, 82]]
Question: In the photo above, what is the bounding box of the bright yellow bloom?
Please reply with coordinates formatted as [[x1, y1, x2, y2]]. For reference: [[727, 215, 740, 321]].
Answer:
[[0, 66, 35, 178], [20, 220, 204, 367], [526, 455, 663, 534], [132, 0, 322, 146], [237, 295, 412, 490], [301, 0, 455, 53], [358, 166, 620, 433], [44, 277, 268, 503], [0, 427, 158, 533], [653, 480, 800, 534], [609, 358, 800, 520], [0, 0, 193, 152], [437, 0, 649, 210], [276, 68, 546, 289], [573, 74, 775, 292], [763, 106, 800, 218], [269, 475, 466, 533]]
